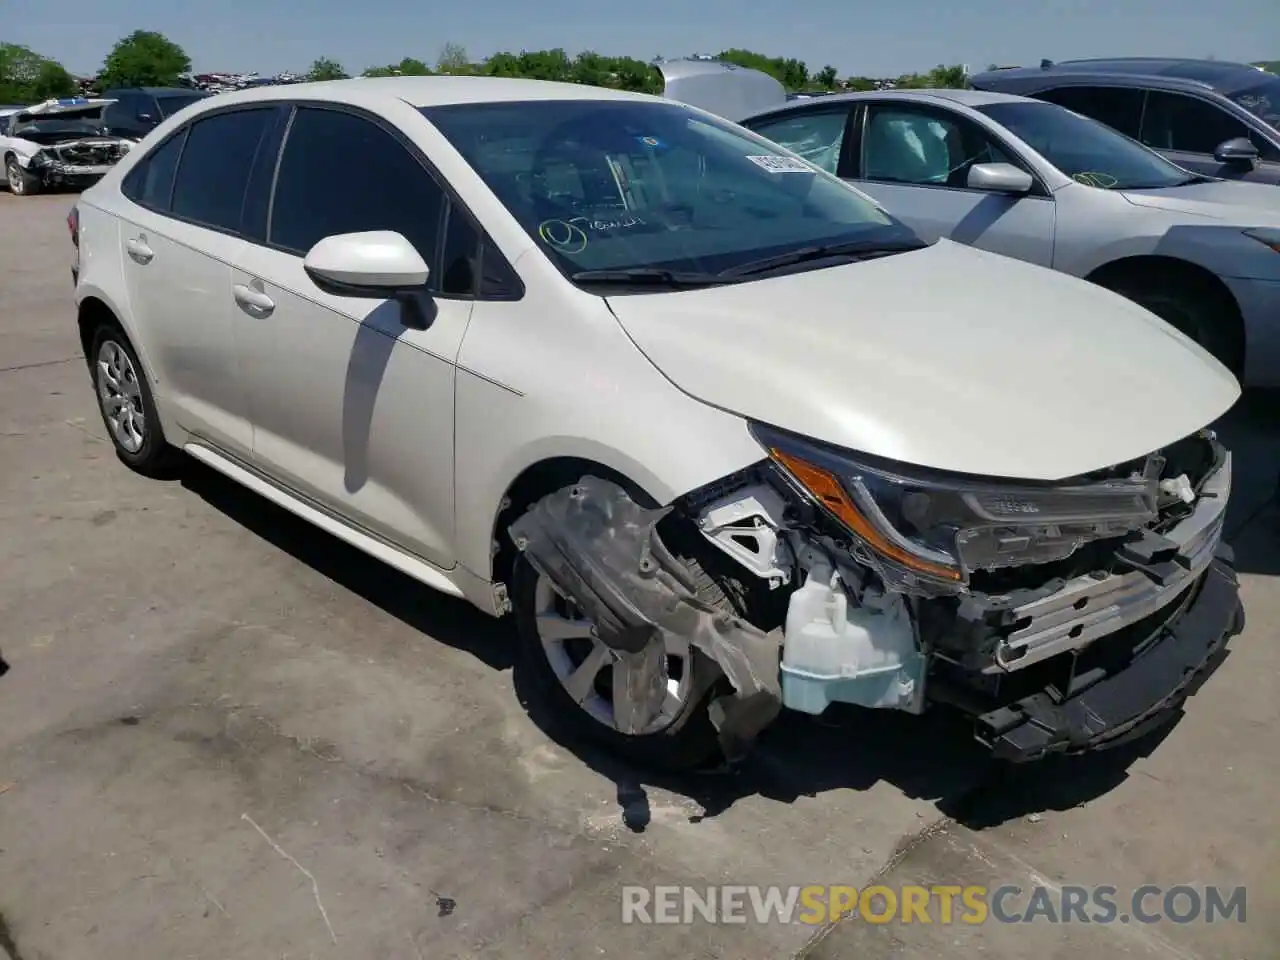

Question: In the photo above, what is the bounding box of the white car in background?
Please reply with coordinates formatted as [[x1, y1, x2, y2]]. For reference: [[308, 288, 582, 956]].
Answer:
[[2, 97, 132, 196], [69, 76, 1243, 770]]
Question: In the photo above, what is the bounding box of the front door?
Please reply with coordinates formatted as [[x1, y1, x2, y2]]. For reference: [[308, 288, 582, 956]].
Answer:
[[230, 104, 475, 568], [850, 102, 1057, 267], [1140, 90, 1280, 185]]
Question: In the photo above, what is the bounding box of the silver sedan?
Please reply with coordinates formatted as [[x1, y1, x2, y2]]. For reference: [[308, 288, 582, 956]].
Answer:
[[738, 88, 1280, 386]]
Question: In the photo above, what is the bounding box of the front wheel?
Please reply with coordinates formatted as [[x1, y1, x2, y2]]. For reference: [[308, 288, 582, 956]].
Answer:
[[5, 157, 40, 196], [511, 544, 729, 771]]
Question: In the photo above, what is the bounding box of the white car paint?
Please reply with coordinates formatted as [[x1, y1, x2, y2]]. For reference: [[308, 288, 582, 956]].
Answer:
[[607, 239, 1239, 480], [74, 76, 1239, 614]]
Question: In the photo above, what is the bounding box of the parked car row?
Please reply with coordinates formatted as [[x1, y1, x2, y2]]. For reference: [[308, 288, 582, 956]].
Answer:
[[739, 84, 1280, 387], [68, 64, 1250, 773]]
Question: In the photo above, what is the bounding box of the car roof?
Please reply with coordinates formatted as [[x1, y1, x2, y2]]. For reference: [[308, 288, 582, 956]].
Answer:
[[973, 58, 1269, 95], [186, 75, 659, 111]]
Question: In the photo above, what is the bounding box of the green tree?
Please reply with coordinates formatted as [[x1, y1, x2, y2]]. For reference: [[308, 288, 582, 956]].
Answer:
[[612, 56, 661, 93], [814, 65, 838, 89], [32, 59, 78, 98], [717, 48, 808, 91], [570, 51, 611, 87], [0, 42, 79, 102], [436, 42, 473, 75], [843, 76, 876, 91], [307, 57, 348, 81], [516, 48, 572, 82], [926, 63, 968, 88], [895, 63, 968, 89], [481, 52, 524, 78], [363, 57, 431, 77], [98, 30, 191, 88]]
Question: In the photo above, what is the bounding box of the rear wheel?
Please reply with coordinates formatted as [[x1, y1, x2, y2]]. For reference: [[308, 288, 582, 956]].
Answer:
[[5, 156, 40, 196], [89, 325, 180, 476], [1102, 273, 1244, 378], [511, 522, 739, 771]]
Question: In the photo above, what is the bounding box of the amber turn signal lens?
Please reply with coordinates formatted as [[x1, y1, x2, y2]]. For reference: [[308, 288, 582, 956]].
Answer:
[[770, 448, 962, 582]]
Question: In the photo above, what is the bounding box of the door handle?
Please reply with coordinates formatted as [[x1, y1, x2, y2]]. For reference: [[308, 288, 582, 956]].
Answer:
[[233, 283, 275, 316], [125, 237, 153, 264]]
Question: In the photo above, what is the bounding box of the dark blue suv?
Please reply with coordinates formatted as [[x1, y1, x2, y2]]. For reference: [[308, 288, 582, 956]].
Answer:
[[971, 58, 1280, 185]]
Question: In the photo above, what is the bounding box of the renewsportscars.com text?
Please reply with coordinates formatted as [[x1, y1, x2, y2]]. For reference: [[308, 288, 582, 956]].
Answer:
[[620, 884, 1247, 926]]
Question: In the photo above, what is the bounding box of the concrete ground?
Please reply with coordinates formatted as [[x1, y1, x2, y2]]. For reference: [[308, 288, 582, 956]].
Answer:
[[0, 191, 1276, 960]]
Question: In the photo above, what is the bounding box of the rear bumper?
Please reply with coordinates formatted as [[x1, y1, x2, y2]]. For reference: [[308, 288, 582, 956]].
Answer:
[[967, 545, 1242, 762]]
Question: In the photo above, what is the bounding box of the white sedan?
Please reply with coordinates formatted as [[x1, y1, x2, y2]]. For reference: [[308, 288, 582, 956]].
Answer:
[[71, 75, 1243, 770]]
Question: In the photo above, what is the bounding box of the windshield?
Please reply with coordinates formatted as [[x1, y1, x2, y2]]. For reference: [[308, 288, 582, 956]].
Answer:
[[421, 99, 921, 284], [1231, 76, 1280, 130], [156, 93, 207, 118], [976, 101, 1195, 190]]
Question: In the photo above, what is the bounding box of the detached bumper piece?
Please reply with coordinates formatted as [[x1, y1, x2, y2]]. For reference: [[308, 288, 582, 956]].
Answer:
[[964, 546, 1242, 762]]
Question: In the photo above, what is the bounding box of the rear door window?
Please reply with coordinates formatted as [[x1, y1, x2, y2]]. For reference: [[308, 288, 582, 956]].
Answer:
[[1036, 86, 1145, 139], [170, 108, 275, 233], [122, 130, 187, 211]]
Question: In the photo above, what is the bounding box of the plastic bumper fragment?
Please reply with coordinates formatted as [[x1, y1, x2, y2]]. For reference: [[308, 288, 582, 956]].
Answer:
[[509, 476, 783, 760], [974, 545, 1243, 762]]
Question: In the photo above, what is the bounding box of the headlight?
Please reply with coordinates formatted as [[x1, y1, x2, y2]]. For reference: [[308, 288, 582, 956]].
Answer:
[[751, 423, 1158, 595]]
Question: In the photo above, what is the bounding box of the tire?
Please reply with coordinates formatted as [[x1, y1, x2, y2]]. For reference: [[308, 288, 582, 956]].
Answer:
[[512, 519, 743, 771], [1105, 274, 1244, 378], [88, 324, 180, 476], [5, 156, 41, 196]]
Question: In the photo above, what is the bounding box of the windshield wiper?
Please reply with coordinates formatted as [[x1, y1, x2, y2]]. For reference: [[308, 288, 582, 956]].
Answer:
[[716, 238, 929, 279], [570, 268, 733, 288]]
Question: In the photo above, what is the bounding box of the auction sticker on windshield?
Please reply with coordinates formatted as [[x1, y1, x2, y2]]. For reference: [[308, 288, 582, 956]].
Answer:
[[746, 155, 814, 173]]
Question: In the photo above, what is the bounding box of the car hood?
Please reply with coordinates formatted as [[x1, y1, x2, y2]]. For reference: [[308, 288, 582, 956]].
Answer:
[[1123, 179, 1280, 225], [604, 241, 1240, 481], [659, 59, 788, 123]]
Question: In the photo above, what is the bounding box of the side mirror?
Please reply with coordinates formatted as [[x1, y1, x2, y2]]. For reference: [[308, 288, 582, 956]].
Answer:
[[1213, 136, 1259, 165], [304, 231, 433, 328], [966, 162, 1034, 194]]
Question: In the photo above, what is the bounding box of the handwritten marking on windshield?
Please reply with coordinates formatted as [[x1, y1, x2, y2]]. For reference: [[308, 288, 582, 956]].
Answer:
[[1071, 171, 1119, 189], [538, 220, 589, 253]]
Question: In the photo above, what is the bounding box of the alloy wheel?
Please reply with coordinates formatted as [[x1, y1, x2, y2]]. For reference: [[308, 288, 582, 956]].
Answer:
[[532, 574, 693, 735], [95, 339, 146, 453]]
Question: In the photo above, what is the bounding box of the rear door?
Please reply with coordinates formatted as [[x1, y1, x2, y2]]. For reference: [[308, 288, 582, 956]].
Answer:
[[117, 105, 283, 456], [848, 100, 1056, 266]]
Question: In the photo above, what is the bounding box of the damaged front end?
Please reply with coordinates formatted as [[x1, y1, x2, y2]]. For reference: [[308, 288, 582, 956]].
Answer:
[[26, 137, 131, 189], [510, 424, 1243, 765]]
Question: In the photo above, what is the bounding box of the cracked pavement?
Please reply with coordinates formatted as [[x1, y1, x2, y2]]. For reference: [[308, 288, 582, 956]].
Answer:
[[0, 192, 1277, 960]]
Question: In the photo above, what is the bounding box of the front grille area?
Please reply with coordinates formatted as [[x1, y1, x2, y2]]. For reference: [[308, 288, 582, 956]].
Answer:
[[51, 141, 125, 165]]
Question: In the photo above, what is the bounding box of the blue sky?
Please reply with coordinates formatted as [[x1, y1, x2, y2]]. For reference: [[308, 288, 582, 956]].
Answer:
[[7, 0, 1277, 79]]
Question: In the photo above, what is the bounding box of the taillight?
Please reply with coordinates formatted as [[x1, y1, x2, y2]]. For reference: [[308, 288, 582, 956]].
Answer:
[[67, 205, 79, 247]]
